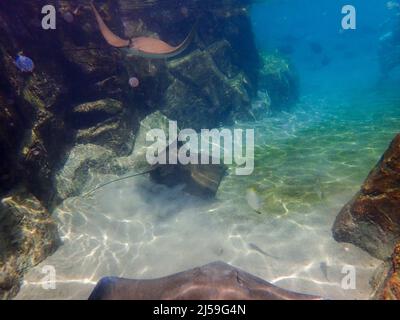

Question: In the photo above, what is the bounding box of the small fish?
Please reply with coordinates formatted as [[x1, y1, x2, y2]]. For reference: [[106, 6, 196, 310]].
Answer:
[[320, 262, 329, 280], [14, 53, 34, 73], [246, 188, 262, 214], [248, 243, 278, 259], [315, 176, 325, 200], [380, 31, 393, 42], [309, 41, 323, 54]]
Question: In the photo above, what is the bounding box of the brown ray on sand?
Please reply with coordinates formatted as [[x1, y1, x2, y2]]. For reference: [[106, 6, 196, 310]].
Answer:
[[88, 261, 323, 300], [90, 2, 196, 59]]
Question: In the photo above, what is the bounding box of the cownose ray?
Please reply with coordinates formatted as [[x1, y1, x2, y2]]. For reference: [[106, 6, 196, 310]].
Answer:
[[90, 2, 197, 59], [88, 261, 324, 300]]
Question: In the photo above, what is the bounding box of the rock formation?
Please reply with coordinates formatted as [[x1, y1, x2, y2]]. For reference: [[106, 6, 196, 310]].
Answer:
[[258, 53, 299, 111], [332, 134, 400, 260], [0, 189, 60, 299], [371, 242, 400, 300]]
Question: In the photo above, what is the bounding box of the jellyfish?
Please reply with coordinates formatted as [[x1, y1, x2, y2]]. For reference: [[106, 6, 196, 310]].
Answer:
[[129, 77, 140, 88], [14, 53, 34, 73]]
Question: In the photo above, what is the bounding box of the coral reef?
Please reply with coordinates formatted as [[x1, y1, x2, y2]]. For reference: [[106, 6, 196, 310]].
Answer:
[[333, 134, 400, 260]]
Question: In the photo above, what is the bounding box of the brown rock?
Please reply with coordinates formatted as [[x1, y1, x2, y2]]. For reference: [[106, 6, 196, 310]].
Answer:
[[332, 134, 400, 260], [373, 243, 400, 300]]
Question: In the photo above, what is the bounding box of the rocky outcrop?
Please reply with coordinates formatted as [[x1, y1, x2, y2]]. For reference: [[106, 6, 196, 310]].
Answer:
[[54, 144, 114, 201], [70, 99, 135, 155], [258, 53, 299, 111], [162, 41, 252, 129], [112, 111, 172, 173], [380, 243, 400, 300], [0, 189, 60, 299], [371, 243, 400, 300], [332, 134, 400, 260], [0, 0, 133, 205]]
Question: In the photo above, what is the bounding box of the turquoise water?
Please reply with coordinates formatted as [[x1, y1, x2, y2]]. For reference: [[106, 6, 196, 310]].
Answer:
[[222, 88, 400, 216]]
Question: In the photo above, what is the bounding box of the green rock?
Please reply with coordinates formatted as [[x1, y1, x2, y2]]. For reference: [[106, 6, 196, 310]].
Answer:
[[162, 41, 252, 129], [55, 144, 114, 201], [259, 53, 299, 110]]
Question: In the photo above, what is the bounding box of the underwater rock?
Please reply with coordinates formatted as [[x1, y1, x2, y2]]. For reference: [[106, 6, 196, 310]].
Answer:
[[0, 188, 60, 299], [89, 261, 322, 300], [71, 99, 135, 155], [379, 243, 400, 300], [109, 111, 172, 174], [162, 41, 252, 129], [372, 243, 400, 300], [55, 144, 114, 201], [21, 65, 66, 112], [72, 98, 124, 116], [259, 53, 299, 110], [333, 134, 400, 260]]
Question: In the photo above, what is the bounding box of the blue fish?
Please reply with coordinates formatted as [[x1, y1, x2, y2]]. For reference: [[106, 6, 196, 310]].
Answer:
[[15, 54, 34, 73]]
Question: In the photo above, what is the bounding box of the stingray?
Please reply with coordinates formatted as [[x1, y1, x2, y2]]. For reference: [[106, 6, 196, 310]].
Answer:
[[88, 261, 323, 300], [90, 2, 196, 59]]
